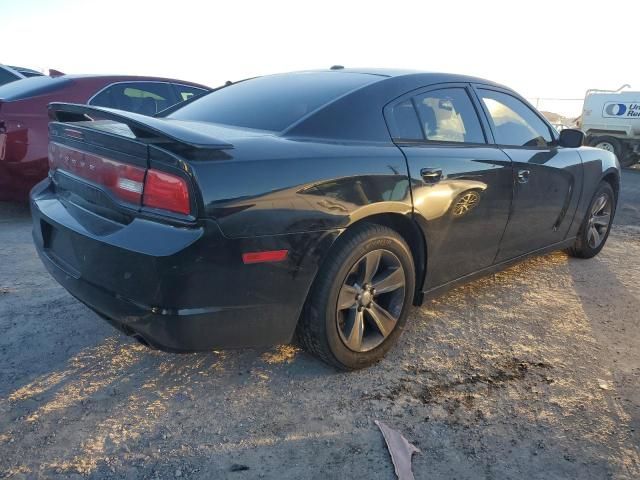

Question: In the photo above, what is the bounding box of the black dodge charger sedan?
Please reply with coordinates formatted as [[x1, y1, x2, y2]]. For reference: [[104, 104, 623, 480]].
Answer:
[[31, 68, 620, 369]]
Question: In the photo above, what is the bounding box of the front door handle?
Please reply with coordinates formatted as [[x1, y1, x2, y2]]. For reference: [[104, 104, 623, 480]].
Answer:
[[420, 168, 443, 184], [517, 169, 530, 184]]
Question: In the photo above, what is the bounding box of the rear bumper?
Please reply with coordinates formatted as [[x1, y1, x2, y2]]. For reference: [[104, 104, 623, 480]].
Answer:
[[31, 179, 338, 351], [35, 248, 294, 351]]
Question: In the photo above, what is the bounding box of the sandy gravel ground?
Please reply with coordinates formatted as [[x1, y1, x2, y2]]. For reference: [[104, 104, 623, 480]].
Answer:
[[0, 171, 639, 479]]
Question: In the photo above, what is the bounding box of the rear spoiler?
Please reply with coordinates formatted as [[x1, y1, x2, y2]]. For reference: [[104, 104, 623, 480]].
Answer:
[[48, 102, 233, 150]]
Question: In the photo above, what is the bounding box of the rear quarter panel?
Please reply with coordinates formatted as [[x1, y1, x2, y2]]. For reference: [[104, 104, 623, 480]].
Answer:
[[189, 136, 412, 237]]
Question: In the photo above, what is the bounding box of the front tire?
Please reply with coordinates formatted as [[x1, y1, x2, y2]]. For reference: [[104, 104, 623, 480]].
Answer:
[[567, 181, 615, 259], [297, 223, 415, 370]]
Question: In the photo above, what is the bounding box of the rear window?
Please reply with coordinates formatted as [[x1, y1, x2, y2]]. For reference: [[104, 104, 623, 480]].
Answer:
[[167, 72, 377, 132], [0, 76, 71, 101]]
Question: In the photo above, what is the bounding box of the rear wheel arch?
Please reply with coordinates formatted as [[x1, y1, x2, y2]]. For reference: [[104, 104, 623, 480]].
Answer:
[[313, 213, 427, 307], [296, 219, 418, 369]]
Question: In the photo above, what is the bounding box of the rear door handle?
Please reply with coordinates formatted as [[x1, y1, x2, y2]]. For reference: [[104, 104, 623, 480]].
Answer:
[[420, 168, 443, 183], [517, 169, 530, 184]]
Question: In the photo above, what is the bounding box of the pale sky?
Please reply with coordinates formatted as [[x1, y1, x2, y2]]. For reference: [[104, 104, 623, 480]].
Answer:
[[1, 0, 637, 117]]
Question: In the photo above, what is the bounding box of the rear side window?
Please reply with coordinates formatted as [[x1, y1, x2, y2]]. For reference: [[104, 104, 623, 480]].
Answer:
[[0, 75, 71, 100], [479, 89, 552, 147], [167, 72, 378, 132], [173, 84, 208, 101], [90, 82, 176, 116], [388, 88, 486, 144]]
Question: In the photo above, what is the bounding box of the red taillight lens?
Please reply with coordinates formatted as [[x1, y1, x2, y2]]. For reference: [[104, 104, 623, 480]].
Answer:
[[49, 142, 191, 215], [143, 169, 190, 215], [49, 142, 145, 205]]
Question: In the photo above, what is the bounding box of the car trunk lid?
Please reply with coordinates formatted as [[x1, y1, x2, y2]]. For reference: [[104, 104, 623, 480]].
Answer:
[[47, 102, 235, 221]]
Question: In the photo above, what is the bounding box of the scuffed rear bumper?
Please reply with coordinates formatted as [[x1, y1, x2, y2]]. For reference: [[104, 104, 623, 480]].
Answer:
[[35, 247, 293, 351], [31, 179, 338, 351]]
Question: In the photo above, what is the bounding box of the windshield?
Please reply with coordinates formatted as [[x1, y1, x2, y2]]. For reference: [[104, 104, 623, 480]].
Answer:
[[0, 75, 71, 101], [167, 72, 377, 132]]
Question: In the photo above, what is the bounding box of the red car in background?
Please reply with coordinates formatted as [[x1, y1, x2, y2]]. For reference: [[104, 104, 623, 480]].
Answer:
[[0, 74, 210, 201]]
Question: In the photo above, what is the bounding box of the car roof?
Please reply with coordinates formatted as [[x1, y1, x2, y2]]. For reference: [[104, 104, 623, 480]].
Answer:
[[295, 67, 508, 89], [283, 68, 513, 141], [162, 68, 515, 142]]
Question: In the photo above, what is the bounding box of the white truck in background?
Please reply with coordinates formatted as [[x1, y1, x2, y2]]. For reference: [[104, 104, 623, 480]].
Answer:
[[580, 85, 640, 167]]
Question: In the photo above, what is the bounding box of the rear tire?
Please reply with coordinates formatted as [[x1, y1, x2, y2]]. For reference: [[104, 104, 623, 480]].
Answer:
[[297, 223, 415, 370], [567, 181, 615, 259]]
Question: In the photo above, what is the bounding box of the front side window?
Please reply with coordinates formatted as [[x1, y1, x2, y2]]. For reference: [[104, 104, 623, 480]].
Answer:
[[389, 88, 486, 144], [479, 89, 552, 147], [90, 82, 176, 116]]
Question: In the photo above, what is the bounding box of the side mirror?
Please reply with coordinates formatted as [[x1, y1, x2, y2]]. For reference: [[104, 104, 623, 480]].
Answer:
[[558, 128, 585, 148]]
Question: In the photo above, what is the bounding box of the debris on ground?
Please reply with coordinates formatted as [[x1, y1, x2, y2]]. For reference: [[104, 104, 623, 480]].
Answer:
[[375, 420, 420, 480], [598, 380, 611, 391]]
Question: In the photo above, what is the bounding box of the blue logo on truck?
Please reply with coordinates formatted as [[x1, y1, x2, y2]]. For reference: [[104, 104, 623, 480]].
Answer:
[[603, 102, 640, 118], [604, 103, 627, 116]]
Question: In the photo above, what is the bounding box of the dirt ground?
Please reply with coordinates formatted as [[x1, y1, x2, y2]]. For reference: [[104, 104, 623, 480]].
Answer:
[[1, 171, 639, 479]]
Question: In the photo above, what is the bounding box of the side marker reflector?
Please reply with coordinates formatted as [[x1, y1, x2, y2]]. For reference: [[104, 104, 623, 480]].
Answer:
[[242, 250, 288, 264]]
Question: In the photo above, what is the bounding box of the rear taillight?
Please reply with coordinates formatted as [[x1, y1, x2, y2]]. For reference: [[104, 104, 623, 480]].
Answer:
[[49, 143, 146, 204], [49, 142, 190, 215], [143, 169, 190, 215]]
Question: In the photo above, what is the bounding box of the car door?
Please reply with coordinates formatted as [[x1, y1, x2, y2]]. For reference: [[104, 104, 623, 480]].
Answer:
[[89, 82, 178, 116], [473, 86, 583, 261], [385, 84, 513, 289]]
